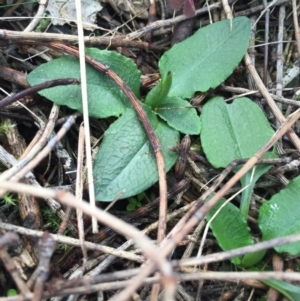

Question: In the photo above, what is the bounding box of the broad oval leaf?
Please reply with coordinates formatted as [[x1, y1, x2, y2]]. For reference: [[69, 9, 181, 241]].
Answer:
[[200, 96, 276, 219], [27, 48, 141, 118], [206, 199, 264, 266], [159, 17, 251, 98], [258, 175, 300, 255], [155, 96, 200, 135], [200, 97, 275, 167], [93, 105, 179, 201]]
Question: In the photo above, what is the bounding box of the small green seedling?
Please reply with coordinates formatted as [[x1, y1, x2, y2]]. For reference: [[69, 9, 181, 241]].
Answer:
[[0, 121, 16, 134], [1, 193, 17, 207], [35, 13, 52, 32], [126, 192, 145, 212], [7, 289, 17, 297]]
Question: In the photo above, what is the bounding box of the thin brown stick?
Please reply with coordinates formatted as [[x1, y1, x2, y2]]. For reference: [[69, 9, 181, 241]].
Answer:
[[31, 232, 54, 301], [177, 232, 300, 268], [0, 145, 77, 234], [2, 230, 300, 300], [220, 85, 300, 108], [4, 117, 41, 264], [151, 137, 190, 299], [4, 270, 300, 300], [0, 78, 79, 108], [127, 0, 290, 40], [275, 4, 286, 159], [74, 0, 98, 234], [7, 115, 77, 184], [0, 29, 164, 50], [276, 4, 285, 107], [28, 206, 71, 298], [127, 2, 222, 39], [0, 104, 60, 186], [0, 222, 144, 262], [4, 231, 300, 299], [1, 0, 25, 18], [0, 233, 32, 296], [222, 0, 233, 19], [292, 0, 300, 57], [262, 0, 269, 85], [76, 123, 87, 271], [0, 65, 29, 87], [23, 0, 48, 32]]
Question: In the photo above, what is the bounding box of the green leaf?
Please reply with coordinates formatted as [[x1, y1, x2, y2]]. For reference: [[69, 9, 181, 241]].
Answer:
[[262, 280, 300, 301], [155, 96, 200, 134], [206, 199, 264, 266], [137, 192, 145, 202], [144, 72, 172, 108], [93, 105, 179, 201], [27, 48, 141, 118], [239, 151, 278, 219], [200, 97, 276, 218], [126, 203, 135, 212], [200, 97, 275, 167], [259, 175, 300, 255], [159, 17, 251, 98], [240, 249, 266, 267], [7, 289, 18, 297]]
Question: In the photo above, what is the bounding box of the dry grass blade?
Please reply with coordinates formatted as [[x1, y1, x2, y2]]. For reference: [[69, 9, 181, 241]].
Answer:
[[292, 0, 300, 56], [74, 0, 98, 234], [75, 123, 87, 271]]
